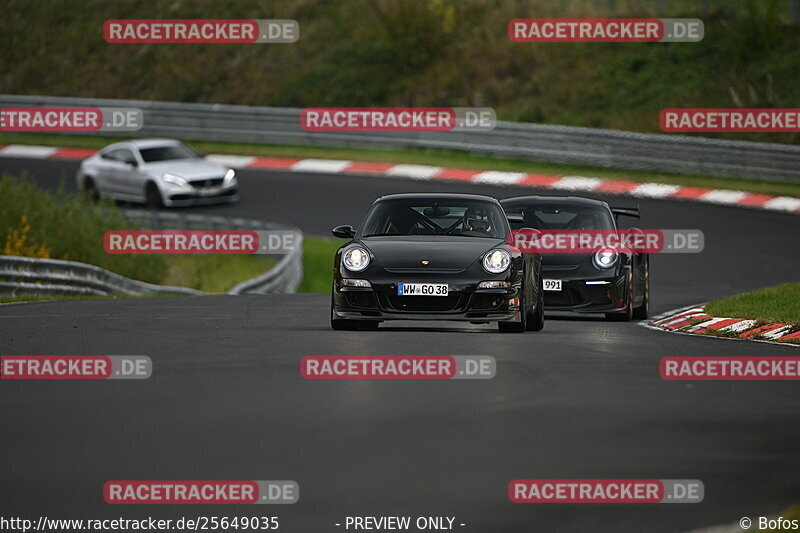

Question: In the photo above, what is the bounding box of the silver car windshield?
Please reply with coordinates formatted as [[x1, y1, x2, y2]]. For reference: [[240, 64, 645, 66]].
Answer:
[[139, 144, 201, 163]]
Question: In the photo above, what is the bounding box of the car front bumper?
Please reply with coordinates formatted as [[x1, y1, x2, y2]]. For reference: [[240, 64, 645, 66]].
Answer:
[[163, 186, 238, 206], [332, 278, 522, 322], [541, 269, 630, 313]]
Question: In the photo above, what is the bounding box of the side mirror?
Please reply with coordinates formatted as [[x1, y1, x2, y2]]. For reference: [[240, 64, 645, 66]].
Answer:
[[331, 225, 356, 239], [126, 160, 138, 168]]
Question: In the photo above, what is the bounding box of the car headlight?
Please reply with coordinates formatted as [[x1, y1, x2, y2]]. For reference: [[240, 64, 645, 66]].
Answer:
[[482, 249, 511, 274], [342, 247, 370, 272], [162, 173, 188, 187], [223, 169, 237, 186], [593, 249, 619, 269]]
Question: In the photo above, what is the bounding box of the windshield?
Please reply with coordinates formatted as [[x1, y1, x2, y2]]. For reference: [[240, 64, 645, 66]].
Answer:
[[504, 204, 615, 230], [362, 199, 507, 239], [139, 144, 201, 162]]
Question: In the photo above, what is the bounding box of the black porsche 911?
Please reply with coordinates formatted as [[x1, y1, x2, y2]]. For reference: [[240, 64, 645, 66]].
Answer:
[[501, 196, 649, 321], [330, 193, 544, 332]]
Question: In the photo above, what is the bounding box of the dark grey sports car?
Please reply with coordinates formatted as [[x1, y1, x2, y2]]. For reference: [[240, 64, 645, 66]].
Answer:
[[330, 193, 544, 332], [502, 195, 649, 321]]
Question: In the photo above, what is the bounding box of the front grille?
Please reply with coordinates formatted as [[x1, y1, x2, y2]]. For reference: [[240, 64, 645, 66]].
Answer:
[[544, 288, 585, 307], [190, 178, 224, 188], [471, 294, 504, 310], [346, 292, 377, 309], [384, 268, 464, 274], [382, 294, 463, 312]]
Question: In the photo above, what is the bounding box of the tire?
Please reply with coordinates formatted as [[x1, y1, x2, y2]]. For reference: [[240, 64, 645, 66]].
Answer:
[[526, 277, 545, 331], [145, 182, 163, 209], [81, 177, 100, 201], [498, 292, 527, 333], [632, 267, 649, 320]]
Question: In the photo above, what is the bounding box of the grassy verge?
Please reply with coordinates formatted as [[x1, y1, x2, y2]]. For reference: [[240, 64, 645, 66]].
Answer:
[[2, 132, 800, 198], [298, 236, 341, 293], [705, 283, 800, 325], [0, 175, 274, 292]]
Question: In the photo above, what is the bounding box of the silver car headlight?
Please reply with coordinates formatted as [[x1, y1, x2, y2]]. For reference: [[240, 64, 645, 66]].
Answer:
[[223, 169, 237, 186], [162, 173, 188, 187], [482, 249, 511, 274], [593, 249, 619, 269], [342, 247, 370, 272]]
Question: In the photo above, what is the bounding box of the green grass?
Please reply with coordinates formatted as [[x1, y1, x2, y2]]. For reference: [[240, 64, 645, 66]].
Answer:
[[705, 283, 800, 325], [0, 175, 275, 292], [3, 132, 800, 198], [2, 0, 799, 144], [298, 236, 342, 293]]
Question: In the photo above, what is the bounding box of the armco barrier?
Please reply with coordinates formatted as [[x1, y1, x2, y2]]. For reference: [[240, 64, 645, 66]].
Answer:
[[0, 210, 303, 297], [1, 94, 799, 183]]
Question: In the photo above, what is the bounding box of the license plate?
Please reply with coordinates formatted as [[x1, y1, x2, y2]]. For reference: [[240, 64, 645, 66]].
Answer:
[[543, 279, 562, 291], [397, 283, 448, 296], [199, 187, 220, 197]]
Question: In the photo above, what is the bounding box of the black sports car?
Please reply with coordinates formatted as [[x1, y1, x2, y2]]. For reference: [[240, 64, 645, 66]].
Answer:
[[330, 193, 544, 332], [501, 196, 649, 321]]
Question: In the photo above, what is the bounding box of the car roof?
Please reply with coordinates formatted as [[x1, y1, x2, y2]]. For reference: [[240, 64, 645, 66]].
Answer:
[[376, 192, 500, 203], [101, 138, 183, 152], [127, 138, 184, 149], [501, 195, 610, 208]]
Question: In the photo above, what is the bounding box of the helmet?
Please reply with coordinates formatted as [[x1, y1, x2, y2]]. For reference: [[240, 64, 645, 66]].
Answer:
[[463, 207, 492, 233]]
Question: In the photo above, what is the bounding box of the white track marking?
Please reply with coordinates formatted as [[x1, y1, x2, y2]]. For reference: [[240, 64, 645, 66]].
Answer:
[[205, 154, 256, 168], [630, 183, 682, 198], [551, 176, 604, 191], [291, 159, 352, 173], [385, 164, 443, 180], [0, 145, 59, 158], [700, 190, 749, 204], [472, 171, 526, 186]]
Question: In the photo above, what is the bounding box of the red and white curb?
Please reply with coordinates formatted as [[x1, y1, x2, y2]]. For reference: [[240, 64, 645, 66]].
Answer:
[[2, 143, 799, 215], [644, 304, 800, 346]]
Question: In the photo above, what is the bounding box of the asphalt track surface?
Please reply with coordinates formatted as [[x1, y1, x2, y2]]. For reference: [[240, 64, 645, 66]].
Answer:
[[1, 156, 800, 532]]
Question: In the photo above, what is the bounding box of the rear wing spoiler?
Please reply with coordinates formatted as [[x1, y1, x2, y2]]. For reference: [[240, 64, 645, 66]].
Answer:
[[611, 206, 640, 219]]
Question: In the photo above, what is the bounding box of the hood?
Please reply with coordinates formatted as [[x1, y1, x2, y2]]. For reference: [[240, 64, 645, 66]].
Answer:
[[361, 236, 504, 272], [541, 252, 592, 267], [144, 159, 227, 180]]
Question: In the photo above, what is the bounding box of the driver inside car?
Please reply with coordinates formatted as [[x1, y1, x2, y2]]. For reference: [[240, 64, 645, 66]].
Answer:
[[463, 207, 492, 234]]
